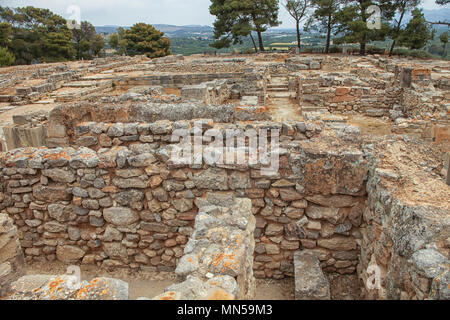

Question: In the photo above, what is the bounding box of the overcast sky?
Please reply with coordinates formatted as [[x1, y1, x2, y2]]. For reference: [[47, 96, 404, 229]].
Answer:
[[1, 0, 445, 28]]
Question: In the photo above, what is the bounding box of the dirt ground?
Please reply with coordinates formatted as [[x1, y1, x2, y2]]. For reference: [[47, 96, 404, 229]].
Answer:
[[23, 262, 295, 300]]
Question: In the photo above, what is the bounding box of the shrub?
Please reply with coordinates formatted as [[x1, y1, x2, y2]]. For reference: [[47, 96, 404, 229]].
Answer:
[[392, 48, 434, 59], [328, 46, 342, 53], [366, 46, 386, 55]]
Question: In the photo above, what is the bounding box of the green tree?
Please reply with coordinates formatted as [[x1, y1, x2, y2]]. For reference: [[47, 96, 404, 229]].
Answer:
[[108, 33, 119, 49], [209, 0, 255, 50], [283, 0, 311, 50], [334, 0, 390, 55], [398, 8, 432, 49], [387, 0, 420, 56], [108, 30, 128, 55], [0, 46, 14, 66], [0, 22, 12, 47], [209, 0, 280, 52], [71, 21, 96, 59], [124, 23, 171, 58], [0, 6, 74, 64], [43, 31, 74, 62], [91, 34, 105, 57], [310, 0, 340, 53], [250, 0, 280, 51]]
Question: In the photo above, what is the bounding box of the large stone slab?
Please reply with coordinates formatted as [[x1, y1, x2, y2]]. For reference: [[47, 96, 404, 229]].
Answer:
[[294, 251, 330, 300]]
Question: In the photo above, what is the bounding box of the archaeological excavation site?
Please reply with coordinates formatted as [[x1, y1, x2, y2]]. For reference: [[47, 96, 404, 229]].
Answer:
[[0, 53, 448, 301]]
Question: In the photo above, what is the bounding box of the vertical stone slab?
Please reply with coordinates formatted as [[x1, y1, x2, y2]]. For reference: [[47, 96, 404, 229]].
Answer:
[[294, 251, 330, 300], [164, 197, 256, 300]]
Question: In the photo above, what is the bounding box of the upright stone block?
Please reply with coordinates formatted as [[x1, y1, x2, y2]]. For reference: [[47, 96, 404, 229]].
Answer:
[[294, 251, 330, 300]]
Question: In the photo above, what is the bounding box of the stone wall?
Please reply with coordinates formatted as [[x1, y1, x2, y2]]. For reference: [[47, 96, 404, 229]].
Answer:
[[0, 121, 368, 279], [0, 213, 25, 296], [357, 142, 450, 300], [298, 72, 401, 116]]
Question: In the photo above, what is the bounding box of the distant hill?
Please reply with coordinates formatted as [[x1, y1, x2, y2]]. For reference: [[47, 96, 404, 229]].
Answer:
[[95, 24, 213, 37], [95, 7, 450, 37]]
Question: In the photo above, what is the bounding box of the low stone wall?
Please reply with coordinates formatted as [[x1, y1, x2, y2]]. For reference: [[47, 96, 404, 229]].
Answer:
[[180, 80, 230, 105], [298, 73, 401, 116], [0, 213, 25, 296], [45, 103, 273, 148]]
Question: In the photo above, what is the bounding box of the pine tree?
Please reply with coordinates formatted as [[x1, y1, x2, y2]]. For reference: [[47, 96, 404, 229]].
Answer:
[[71, 21, 96, 60], [124, 23, 171, 58], [398, 8, 432, 50], [283, 0, 311, 51], [387, 0, 420, 56], [209, 0, 280, 52], [310, 0, 340, 53], [334, 0, 390, 55]]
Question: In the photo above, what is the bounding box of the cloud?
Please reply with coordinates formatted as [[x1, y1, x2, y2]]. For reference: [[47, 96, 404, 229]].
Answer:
[[1, 0, 444, 28]]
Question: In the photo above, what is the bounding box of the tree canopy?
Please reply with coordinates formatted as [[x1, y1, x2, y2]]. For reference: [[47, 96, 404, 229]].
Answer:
[[123, 23, 171, 58], [209, 0, 280, 52], [398, 8, 433, 49]]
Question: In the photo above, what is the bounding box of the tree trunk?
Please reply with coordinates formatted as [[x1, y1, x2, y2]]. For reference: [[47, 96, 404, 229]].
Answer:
[[360, 41, 366, 56], [257, 31, 265, 52], [389, 9, 405, 56], [250, 33, 258, 53], [389, 40, 396, 56], [296, 20, 301, 50], [325, 13, 332, 54], [359, 0, 367, 56]]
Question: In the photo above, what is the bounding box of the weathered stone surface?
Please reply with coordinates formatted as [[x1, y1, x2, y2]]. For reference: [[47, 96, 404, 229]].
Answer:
[[112, 176, 149, 188], [193, 168, 228, 190], [103, 207, 139, 226], [33, 185, 71, 202], [305, 195, 359, 208], [294, 251, 330, 300], [56, 245, 85, 263], [48, 204, 72, 222], [317, 237, 357, 251], [411, 249, 448, 279], [306, 205, 346, 225], [42, 169, 75, 183]]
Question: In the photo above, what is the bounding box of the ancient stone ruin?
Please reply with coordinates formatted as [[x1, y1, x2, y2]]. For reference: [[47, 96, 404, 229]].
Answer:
[[0, 53, 448, 300]]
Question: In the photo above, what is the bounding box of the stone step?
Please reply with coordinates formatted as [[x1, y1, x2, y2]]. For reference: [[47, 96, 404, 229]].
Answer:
[[294, 251, 330, 300], [268, 91, 296, 98], [267, 83, 288, 87], [301, 105, 328, 112], [267, 87, 289, 92]]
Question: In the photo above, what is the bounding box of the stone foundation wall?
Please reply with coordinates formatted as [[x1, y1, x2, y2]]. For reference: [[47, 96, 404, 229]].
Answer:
[[357, 149, 450, 300], [0, 213, 25, 296], [298, 73, 401, 115], [45, 103, 272, 148], [0, 120, 368, 279]]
